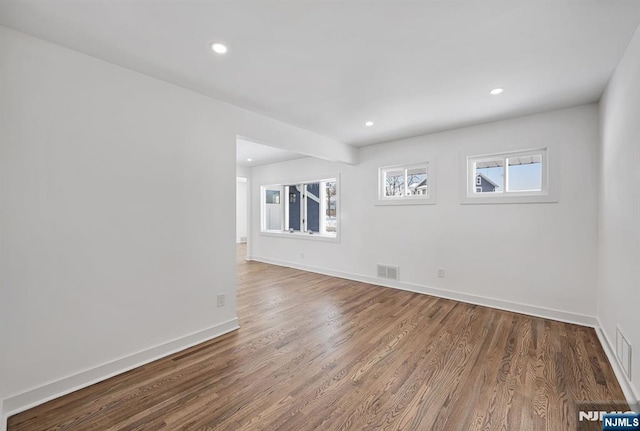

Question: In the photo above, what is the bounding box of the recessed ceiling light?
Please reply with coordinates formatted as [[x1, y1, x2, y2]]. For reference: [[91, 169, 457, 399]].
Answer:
[[365, 121, 374, 127], [211, 43, 228, 54], [490, 88, 504, 95], [246, 158, 252, 162]]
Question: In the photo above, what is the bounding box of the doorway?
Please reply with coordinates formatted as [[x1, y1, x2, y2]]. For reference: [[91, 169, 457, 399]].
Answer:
[[236, 176, 248, 258]]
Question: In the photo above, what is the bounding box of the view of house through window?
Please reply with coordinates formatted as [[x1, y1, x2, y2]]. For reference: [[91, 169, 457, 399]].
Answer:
[[380, 164, 428, 199], [474, 159, 504, 193], [261, 178, 338, 238], [471, 150, 544, 196]]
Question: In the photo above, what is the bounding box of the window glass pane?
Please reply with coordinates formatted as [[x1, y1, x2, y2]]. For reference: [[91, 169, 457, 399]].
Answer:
[[264, 187, 282, 230], [474, 159, 503, 193], [306, 183, 321, 233], [261, 179, 338, 237], [265, 190, 280, 204], [385, 169, 405, 197], [507, 154, 542, 192], [286, 185, 301, 231], [406, 167, 427, 196], [325, 181, 337, 233]]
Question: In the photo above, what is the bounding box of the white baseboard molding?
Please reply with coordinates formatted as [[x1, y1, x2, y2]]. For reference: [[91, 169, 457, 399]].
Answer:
[[249, 255, 640, 410], [595, 320, 640, 411], [249, 255, 598, 328], [1, 318, 239, 431]]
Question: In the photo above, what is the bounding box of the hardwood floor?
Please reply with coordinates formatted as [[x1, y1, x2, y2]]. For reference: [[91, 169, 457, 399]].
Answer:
[[8, 244, 627, 430]]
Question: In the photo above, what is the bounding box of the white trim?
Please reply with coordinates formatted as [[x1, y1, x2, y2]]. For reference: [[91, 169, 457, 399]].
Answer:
[[260, 173, 341, 240], [247, 256, 640, 411], [1, 318, 240, 429], [374, 199, 437, 206], [460, 145, 559, 205], [320, 182, 327, 235], [260, 230, 339, 242], [261, 173, 341, 192], [377, 161, 436, 205], [248, 255, 597, 327], [283, 185, 289, 230], [595, 320, 640, 411]]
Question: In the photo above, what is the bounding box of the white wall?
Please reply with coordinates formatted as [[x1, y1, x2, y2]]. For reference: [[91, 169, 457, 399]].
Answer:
[[250, 105, 601, 324], [236, 165, 251, 179], [598, 24, 640, 403], [236, 178, 248, 243], [0, 25, 354, 422]]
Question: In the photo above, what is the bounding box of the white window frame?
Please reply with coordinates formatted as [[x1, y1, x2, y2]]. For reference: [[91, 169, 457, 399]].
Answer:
[[377, 162, 436, 206], [461, 146, 558, 204], [260, 175, 340, 242]]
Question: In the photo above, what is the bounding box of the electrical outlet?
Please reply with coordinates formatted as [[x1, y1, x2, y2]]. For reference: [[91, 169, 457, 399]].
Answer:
[[438, 268, 445, 278], [217, 294, 225, 308]]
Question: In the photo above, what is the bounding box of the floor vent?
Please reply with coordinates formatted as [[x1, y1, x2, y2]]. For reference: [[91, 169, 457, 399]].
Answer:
[[377, 264, 399, 281]]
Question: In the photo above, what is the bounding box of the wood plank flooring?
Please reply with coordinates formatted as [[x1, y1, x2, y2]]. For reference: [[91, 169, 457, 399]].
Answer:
[[8, 244, 627, 430]]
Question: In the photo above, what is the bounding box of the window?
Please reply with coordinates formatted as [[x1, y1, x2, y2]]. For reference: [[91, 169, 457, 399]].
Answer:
[[261, 176, 339, 240], [507, 154, 542, 192], [378, 163, 435, 205], [473, 158, 504, 194], [265, 190, 280, 204], [463, 147, 556, 204]]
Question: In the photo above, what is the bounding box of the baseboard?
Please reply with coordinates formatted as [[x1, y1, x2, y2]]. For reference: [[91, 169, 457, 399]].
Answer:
[[249, 255, 640, 410], [1, 318, 239, 431], [249, 255, 598, 328], [595, 320, 640, 411]]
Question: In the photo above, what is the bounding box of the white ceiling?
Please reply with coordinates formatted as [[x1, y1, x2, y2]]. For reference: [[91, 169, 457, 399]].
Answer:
[[236, 138, 306, 167], [1, 1, 639, 147]]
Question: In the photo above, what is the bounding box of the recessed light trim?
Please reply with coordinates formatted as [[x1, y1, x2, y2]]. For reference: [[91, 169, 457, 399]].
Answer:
[[490, 88, 504, 95], [211, 43, 228, 54], [365, 121, 374, 127]]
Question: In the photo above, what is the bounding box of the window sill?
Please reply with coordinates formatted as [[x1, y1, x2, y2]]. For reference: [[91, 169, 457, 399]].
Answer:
[[260, 230, 340, 242], [375, 198, 436, 206], [460, 193, 558, 205]]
